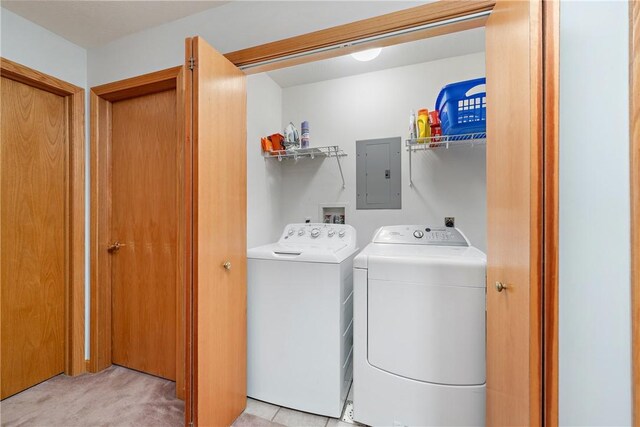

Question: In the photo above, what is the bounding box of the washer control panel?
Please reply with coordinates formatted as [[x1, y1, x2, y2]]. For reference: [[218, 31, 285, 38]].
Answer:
[[373, 225, 469, 246], [280, 223, 355, 244]]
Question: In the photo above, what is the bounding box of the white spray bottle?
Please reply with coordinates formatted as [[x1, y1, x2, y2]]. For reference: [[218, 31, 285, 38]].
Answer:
[[409, 110, 417, 140]]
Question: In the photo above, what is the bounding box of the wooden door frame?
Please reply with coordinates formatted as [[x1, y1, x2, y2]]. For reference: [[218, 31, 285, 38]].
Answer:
[[543, 0, 560, 425], [222, 0, 559, 424], [1, 57, 86, 376], [224, 0, 495, 74], [631, 0, 640, 424], [89, 66, 187, 399]]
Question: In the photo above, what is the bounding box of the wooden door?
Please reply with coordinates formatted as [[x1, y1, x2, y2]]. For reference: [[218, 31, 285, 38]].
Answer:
[[110, 89, 178, 381], [485, 0, 542, 425], [1, 77, 66, 398], [186, 36, 247, 426]]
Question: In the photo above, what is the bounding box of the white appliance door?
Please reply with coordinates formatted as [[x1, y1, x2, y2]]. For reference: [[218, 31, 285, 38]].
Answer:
[[367, 277, 486, 386]]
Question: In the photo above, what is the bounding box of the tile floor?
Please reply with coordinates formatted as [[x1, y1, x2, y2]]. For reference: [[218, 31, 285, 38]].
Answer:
[[234, 385, 356, 427]]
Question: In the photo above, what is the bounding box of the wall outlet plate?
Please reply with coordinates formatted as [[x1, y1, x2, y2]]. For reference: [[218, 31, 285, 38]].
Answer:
[[445, 217, 455, 227]]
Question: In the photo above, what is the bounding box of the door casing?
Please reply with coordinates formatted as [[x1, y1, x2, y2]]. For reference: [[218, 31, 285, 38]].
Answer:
[[0, 57, 86, 379], [542, 0, 560, 424], [89, 66, 187, 399]]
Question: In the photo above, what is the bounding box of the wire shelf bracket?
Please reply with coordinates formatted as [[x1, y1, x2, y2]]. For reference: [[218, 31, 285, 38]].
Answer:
[[405, 132, 486, 187]]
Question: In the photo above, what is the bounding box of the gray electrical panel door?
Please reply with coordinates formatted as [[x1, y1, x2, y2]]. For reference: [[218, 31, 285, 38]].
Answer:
[[356, 137, 401, 209]]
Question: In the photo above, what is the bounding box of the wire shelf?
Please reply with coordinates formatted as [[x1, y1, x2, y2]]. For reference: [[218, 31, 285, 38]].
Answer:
[[405, 132, 487, 151], [263, 145, 346, 161], [263, 145, 347, 188]]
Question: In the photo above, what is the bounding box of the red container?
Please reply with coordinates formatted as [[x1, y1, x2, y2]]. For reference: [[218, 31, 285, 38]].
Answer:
[[428, 110, 440, 126], [431, 125, 442, 142]]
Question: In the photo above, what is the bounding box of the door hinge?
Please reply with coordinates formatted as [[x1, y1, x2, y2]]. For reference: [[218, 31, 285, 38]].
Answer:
[[188, 57, 195, 70]]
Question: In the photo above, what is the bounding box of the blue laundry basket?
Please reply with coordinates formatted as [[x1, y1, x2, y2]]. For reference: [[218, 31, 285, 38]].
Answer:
[[435, 77, 486, 136]]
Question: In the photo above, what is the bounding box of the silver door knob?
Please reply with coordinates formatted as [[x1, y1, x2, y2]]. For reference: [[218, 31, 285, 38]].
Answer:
[[223, 261, 231, 271], [495, 281, 507, 292]]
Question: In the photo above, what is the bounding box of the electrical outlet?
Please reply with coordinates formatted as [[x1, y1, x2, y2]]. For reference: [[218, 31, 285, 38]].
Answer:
[[445, 217, 455, 228]]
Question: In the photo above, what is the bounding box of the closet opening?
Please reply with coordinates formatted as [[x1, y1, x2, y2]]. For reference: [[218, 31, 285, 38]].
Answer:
[[234, 0, 556, 424], [246, 26, 488, 427]]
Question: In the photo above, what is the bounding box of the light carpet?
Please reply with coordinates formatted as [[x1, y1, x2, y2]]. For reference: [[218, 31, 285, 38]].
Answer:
[[1, 365, 184, 427]]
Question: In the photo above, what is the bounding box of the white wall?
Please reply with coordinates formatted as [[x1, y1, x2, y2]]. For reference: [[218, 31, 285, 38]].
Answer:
[[247, 74, 283, 248], [279, 53, 486, 250], [0, 8, 87, 87], [559, 1, 631, 425]]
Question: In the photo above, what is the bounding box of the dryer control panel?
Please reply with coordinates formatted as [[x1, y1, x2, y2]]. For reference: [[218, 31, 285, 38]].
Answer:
[[372, 225, 469, 246], [280, 223, 355, 244]]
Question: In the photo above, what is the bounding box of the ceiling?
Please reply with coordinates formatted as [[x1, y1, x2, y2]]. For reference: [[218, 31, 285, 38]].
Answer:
[[267, 27, 485, 88], [1, 1, 230, 48]]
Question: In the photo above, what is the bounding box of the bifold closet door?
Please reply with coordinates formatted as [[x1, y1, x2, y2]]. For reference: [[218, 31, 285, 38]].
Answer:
[[1, 77, 66, 399], [185, 36, 247, 427], [485, 0, 543, 425]]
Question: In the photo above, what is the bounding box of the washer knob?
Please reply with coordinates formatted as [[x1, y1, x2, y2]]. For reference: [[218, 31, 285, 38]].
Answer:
[[413, 230, 424, 238], [311, 228, 321, 238], [288, 228, 295, 236], [327, 229, 335, 237], [338, 229, 346, 238], [298, 229, 305, 236]]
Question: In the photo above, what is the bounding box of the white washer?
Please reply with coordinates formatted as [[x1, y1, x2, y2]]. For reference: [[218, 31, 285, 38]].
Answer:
[[353, 225, 486, 427], [247, 223, 358, 417]]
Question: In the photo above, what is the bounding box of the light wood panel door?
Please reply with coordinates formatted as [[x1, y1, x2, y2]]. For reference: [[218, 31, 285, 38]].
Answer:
[[485, 0, 542, 425], [111, 89, 178, 381], [186, 36, 247, 427], [1, 77, 66, 399]]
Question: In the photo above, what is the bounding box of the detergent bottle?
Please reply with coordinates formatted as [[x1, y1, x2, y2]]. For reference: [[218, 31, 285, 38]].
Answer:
[[417, 108, 431, 142]]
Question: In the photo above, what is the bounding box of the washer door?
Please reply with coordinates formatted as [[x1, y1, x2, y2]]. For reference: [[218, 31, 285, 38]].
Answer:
[[367, 278, 486, 385]]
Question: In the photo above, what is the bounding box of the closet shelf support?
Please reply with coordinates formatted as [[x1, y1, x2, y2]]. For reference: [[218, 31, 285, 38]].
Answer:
[[409, 147, 413, 187], [334, 146, 345, 189]]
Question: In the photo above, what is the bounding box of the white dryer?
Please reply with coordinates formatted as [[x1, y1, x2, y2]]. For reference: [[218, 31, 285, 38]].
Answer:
[[247, 223, 358, 418], [353, 225, 486, 427]]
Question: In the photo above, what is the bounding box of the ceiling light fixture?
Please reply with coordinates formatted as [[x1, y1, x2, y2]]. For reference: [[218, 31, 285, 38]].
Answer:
[[351, 47, 382, 62]]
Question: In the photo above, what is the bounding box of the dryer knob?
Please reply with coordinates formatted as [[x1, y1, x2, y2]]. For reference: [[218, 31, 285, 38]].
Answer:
[[338, 230, 346, 238], [413, 230, 424, 238], [298, 229, 305, 236], [328, 229, 335, 237], [288, 228, 295, 236], [311, 228, 320, 238]]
